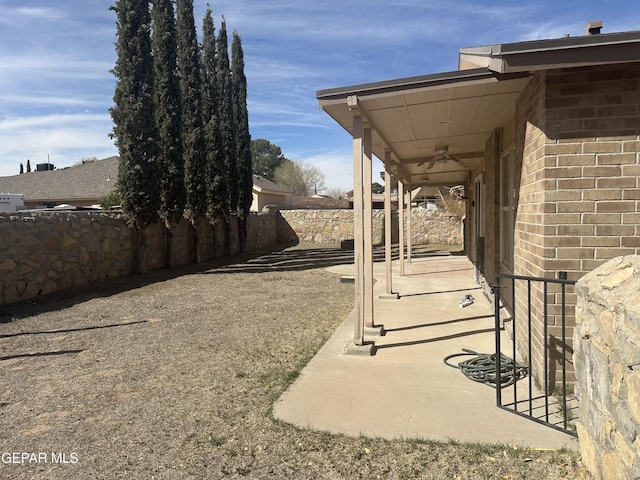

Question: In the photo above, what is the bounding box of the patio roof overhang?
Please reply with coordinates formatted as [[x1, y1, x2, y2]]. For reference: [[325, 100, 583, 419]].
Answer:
[[321, 26, 640, 352], [317, 68, 531, 187], [317, 28, 640, 189]]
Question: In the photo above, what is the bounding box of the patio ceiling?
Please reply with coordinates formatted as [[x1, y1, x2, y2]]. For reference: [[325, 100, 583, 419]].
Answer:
[[318, 68, 531, 187]]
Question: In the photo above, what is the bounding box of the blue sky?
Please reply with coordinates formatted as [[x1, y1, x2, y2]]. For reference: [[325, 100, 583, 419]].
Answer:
[[0, 1, 638, 190]]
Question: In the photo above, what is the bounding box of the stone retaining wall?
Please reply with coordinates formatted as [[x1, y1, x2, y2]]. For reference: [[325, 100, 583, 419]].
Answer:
[[408, 209, 462, 246], [574, 255, 640, 480], [0, 206, 460, 307], [278, 209, 462, 246], [0, 209, 278, 306]]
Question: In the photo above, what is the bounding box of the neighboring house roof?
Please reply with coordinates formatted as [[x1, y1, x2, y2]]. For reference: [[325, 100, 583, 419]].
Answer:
[[316, 25, 640, 188], [0, 161, 294, 208], [252, 174, 292, 195], [0, 156, 118, 205]]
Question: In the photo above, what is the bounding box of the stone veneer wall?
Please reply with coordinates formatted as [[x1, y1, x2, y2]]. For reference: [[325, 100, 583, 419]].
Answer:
[[0, 208, 280, 306], [278, 209, 462, 246], [0, 207, 461, 307], [574, 255, 640, 480]]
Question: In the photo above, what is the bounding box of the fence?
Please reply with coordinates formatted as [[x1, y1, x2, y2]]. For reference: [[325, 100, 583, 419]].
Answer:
[[493, 273, 578, 437]]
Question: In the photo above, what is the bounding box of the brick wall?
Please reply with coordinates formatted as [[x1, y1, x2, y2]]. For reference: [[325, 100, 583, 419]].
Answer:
[[509, 63, 640, 385], [544, 63, 640, 275], [512, 70, 549, 379], [483, 129, 501, 285]]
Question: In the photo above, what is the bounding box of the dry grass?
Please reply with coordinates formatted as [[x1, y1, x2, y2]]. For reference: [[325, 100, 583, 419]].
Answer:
[[0, 244, 589, 479]]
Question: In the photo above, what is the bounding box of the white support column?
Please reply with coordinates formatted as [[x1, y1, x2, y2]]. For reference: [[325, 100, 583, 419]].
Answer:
[[398, 181, 405, 276], [407, 184, 412, 265], [363, 126, 374, 329], [343, 97, 374, 355], [381, 163, 399, 300], [384, 159, 392, 295], [351, 114, 365, 346]]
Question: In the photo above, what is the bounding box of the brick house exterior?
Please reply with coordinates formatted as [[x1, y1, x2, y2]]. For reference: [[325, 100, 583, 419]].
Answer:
[[316, 25, 640, 384], [466, 63, 640, 382]]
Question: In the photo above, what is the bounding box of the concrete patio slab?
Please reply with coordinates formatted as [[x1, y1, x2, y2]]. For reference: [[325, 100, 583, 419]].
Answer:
[[273, 251, 579, 449]]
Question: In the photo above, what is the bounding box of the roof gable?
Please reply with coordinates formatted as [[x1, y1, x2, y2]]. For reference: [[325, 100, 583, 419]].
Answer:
[[252, 174, 292, 194], [0, 156, 119, 202]]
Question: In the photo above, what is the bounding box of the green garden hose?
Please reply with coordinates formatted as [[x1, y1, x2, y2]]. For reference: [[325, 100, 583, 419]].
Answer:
[[443, 348, 528, 389]]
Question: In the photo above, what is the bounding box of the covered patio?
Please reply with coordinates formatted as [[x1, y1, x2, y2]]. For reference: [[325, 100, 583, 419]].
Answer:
[[280, 27, 640, 450], [315, 67, 531, 351], [273, 251, 577, 448]]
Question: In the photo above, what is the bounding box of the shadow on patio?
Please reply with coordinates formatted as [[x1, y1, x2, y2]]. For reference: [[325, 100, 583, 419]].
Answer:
[[273, 250, 579, 449]]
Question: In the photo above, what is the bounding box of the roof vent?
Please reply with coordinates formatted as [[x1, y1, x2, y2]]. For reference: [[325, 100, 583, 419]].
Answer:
[[586, 20, 602, 35]]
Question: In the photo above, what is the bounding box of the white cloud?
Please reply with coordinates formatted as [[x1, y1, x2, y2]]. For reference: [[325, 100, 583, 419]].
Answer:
[[0, 94, 108, 108], [13, 6, 64, 19], [0, 6, 64, 26], [0, 114, 116, 177], [295, 148, 385, 192], [301, 149, 354, 191], [1, 0, 639, 183], [0, 56, 112, 80]]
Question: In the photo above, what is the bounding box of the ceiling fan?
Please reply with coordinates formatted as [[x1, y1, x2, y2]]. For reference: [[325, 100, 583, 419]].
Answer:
[[418, 146, 469, 170]]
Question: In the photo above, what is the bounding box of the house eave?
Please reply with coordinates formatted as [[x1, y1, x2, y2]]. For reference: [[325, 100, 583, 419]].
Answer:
[[458, 30, 640, 73], [316, 68, 528, 102]]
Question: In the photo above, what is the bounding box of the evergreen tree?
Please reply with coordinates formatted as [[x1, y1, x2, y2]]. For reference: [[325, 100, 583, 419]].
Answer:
[[251, 139, 286, 180], [176, 0, 206, 221], [20, 163, 24, 174], [201, 8, 225, 221], [215, 18, 236, 216], [26, 159, 31, 173], [152, 0, 184, 226], [110, 0, 158, 228], [231, 31, 252, 220]]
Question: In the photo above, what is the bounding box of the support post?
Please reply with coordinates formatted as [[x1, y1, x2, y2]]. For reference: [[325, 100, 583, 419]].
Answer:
[[351, 114, 365, 346], [398, 181, 405, 276], [342, 103, 374, 355], [407, 185, 412, 264], [363, 126, 374, 328], [381, 163, 398, 300]]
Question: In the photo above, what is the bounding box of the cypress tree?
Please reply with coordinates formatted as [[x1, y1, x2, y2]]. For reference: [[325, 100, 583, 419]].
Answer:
[[152, 0, 184, 226], [215, 18, 236, 216], [110, 0, 158, 229], [231, 31, 252, 222], [201, 9, 225, 221], [176, 0, 206, 221]]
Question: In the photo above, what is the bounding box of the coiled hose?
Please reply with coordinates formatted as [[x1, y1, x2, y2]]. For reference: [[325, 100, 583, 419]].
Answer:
[[443, 348, 528, 389]]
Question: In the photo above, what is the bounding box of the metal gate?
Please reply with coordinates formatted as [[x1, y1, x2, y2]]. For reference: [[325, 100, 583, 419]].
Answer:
[[491, 273, 578, 437]]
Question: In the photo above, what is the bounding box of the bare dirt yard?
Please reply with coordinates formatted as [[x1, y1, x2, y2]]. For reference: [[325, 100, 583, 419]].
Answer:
[[1, 243, 589, 479]]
